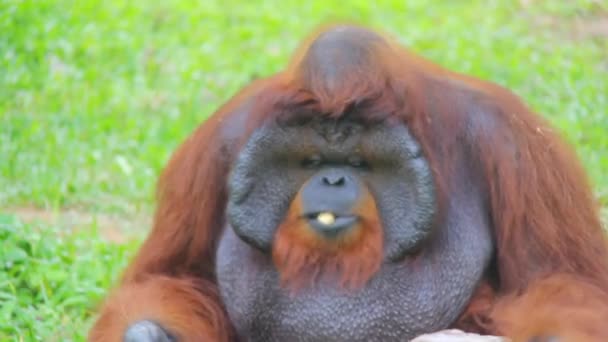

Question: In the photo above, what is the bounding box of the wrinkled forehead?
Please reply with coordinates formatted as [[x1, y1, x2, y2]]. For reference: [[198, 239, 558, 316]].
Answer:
[[282, 116, 368, 147], [243, 116, 422, 161]]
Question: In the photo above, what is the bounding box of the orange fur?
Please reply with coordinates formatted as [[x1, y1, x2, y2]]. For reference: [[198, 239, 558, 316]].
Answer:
[[89, 276, 231, 342], [489, 274, 608, 341], [86, 76, 265, 341], [272, 183, 383, 291], [90, 24, 608, 341], [453, 281, 496, 335]]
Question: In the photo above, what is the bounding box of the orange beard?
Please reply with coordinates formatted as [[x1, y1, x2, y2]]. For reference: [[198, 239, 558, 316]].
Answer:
[[272, 186, 383, 292]]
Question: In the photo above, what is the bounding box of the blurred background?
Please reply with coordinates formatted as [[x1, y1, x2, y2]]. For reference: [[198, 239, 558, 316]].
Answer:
[[1, 0, 607, 340]]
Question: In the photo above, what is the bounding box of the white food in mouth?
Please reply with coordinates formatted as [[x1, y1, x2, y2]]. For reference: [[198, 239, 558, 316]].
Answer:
[[316, 212, 336, 225]]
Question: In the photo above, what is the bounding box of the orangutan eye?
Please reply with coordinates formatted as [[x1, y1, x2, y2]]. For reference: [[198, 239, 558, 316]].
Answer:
[[348, 155, 369, 169], [301, 154, 323, 169]]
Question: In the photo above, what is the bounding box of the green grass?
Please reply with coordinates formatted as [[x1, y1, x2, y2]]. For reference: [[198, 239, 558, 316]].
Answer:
[[1, 0, 607, 340], [0, 214, 137, 340]]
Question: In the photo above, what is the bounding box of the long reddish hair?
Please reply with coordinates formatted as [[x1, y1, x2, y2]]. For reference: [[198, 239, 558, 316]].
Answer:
[[90, 25, 608, 341]]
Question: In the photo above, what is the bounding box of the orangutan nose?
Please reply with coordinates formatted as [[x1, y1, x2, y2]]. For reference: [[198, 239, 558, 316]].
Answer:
[[300, 169, 361, 238]]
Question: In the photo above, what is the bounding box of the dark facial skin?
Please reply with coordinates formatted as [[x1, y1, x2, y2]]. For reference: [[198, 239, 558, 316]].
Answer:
[[299, 167, 363, 238], [216, 117, 494, 341], [226, 117, 437, 261]]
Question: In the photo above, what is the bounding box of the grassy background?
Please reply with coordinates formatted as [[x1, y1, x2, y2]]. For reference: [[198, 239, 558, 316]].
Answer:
[[1, 0, 607, 340]]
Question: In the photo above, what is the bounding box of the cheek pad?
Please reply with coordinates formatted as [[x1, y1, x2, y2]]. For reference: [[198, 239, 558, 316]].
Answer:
[[227, 161, 301, 251], [367, 161, 436, 261], [361, 125, 437, 261], [227, 126, 306, 251]]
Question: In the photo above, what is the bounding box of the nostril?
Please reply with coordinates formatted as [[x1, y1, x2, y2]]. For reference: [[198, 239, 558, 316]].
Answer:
[[322, 175, 346, 186]]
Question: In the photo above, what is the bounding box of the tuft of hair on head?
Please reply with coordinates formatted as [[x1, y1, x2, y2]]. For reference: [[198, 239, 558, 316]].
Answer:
[[274, 24, 424, 120], [243, 23, 436, 134]]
